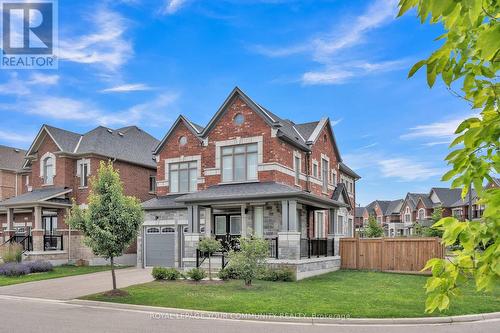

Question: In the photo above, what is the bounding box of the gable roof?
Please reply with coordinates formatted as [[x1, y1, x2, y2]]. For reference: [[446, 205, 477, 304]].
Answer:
[[156, 87, 344, 157], [154, 115, 204, 155], [0, 145, 26, 171], [430, 188, 463, 207], [0, 187, 72, 207], [385, 199, 404, 215], [331, 183, 352, 210], [450, 189, 477, 207], [339, 162, 361, 179], [355, 206, 366, 218], [25, 124, 159, 168]]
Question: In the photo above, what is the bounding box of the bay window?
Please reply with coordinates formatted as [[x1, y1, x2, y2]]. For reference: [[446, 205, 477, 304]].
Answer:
[[221, 143, 258, 182], [169, 161, 197, 193]]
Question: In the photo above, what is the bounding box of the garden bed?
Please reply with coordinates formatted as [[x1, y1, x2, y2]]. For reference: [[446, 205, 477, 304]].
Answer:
[[82, 270, 500, 318]]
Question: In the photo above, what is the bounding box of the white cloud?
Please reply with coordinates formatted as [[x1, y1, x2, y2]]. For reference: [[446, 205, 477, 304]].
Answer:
[[27, 73, 60, 85], [0, 130, 34, 144], [252, 0, 402, 85], [378, 158, 443, 181], [100, 83, 153, 93], [400, 115, 468, 140], [161, 0, 189, 15], [59, 8, 132, 71], [330, 118, 343, 127], [0, 73, 60, 96]]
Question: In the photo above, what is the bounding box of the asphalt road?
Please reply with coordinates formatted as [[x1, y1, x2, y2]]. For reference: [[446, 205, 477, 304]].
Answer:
[[0, 296, 497, 333]]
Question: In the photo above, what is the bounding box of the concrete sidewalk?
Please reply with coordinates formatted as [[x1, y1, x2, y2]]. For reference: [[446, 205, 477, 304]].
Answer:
[[0, 267, 153, 300]]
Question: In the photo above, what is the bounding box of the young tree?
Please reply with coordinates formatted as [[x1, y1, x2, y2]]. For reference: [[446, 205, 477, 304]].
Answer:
[[398, 0, 499, 312], [198, 237, 221, 281], [364, 215, 384, 238], [228, 237, 269, 286], [67, 161, 143, 292], [423, 206, 444, 237]]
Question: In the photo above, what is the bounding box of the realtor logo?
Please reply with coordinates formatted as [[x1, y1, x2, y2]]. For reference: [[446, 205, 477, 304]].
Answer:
[[1, 0, 58, 69]]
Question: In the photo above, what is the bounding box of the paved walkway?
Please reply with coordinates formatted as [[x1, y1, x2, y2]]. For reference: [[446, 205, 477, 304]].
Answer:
[[0, 267, 153, 300]]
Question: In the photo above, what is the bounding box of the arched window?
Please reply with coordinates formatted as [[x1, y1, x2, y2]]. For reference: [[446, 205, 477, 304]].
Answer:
[[43, 156, 54, 184], [404, 206, 411, 223], [418, 208, 425, 220]]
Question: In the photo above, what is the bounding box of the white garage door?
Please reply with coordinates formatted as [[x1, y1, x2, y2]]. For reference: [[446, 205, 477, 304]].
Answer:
[[145, 226, 176, 267]]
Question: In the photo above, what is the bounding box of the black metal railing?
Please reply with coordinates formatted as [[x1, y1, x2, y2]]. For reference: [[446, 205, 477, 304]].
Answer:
[[43, 235, 63, 251], [2, 235, 33, 252], [266, 237, 279, 259], [300, 238, 335, 258]]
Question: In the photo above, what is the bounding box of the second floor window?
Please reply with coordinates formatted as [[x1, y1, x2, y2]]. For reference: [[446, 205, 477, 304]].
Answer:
[[417, 208, 425, 220], [149, 176, 156, 193], [221, 143, 258, 182], [294, 156, 300, 184], [321, 158, 328, 192], [80, 162, 89, 187], [43, 156, 54, 185], [170, 161, 197, 193]]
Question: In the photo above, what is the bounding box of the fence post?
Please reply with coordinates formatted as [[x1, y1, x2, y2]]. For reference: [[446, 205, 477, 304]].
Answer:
[[196, 249, 199, 268], [355, 238, 359, 270], [275, 237, 279, 259]]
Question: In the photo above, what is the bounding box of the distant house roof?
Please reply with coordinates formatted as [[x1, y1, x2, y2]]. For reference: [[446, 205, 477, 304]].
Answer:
[[142, 194, 187, 210], [339, 162, 361, 180], [355, 207, 365, 218], [385, 199, 404, 215], [26, 124, 159, 168], [450, 189, 477, 207], [0, 145, 26, 171], [176, 181, 348, 208], [431, 188, 463, 207], [0, 187, 72, 207]]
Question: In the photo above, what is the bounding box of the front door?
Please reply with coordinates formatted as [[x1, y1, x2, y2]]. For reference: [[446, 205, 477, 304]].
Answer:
[[214, 214, 241, 251], [42, 216, 57, 235]]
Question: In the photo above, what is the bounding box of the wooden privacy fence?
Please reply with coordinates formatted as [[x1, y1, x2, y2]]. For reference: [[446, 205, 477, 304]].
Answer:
[[339, 237, 444, 273]]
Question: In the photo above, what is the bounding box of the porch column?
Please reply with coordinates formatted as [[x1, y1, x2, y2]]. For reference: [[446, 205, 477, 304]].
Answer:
[[278, 200, 300, 260], [241, 204, 247, 237], [32, 206, 44, 252], [183, 205, 201, 269], [204, 207, 212, 236], [327, 208, 338, 256], [5, 208, 15, 240]]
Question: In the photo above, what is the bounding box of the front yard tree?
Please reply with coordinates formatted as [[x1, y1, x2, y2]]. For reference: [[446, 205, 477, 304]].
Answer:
[[198, 237, 221, 281], [398, 0, 499, 312], [67, 161, 143, 292], [364, 215, 384, 238], [229, 237, 268, 286]]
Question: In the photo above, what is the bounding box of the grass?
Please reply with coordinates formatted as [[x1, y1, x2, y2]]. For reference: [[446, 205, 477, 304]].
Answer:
[[0, 265, 118, 287], [82, 270, 500, 318]]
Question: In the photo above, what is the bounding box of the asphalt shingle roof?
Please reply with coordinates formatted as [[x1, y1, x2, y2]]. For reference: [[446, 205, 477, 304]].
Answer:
[[40, 125, 159, 168], [339, 162, 361, 179], [0, 145, 26, 171], [385, 199, 403, 215], [431, 188, 463, 207], [142, 194, 187, 210], [0, 187, 70, 206], [355, 207, 365, 218]]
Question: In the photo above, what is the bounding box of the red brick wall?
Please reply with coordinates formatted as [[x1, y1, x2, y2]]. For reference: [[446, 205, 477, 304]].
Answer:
[[156, 95, 348, 203]]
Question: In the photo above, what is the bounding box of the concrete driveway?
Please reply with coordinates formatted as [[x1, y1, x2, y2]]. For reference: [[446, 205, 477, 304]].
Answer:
[[0, 267, 153, 300]]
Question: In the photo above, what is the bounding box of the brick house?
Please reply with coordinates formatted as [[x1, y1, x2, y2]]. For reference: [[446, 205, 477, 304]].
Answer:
[[359, 199, 403, 236], [138, 87, 360, 279], [0, 125, 158, 264]]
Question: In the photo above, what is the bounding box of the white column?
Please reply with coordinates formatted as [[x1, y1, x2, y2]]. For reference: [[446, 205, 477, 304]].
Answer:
[[288, 200, 297, 232], [205, 207, 212, 236], [241, 204, 247, 237], [6, 208, 14, 231], [281, 200, 289, 232]]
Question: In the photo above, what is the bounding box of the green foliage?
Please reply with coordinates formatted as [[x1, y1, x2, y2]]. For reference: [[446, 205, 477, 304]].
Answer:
[[0, 243, 23, 263], [164, 268, 182, 280], [152, 267, 167, 280], [364, 215, 384, 238], [217, 266, 239, 281], [186, 268, 207, 281], [399, 0, 500, 313], [260, 267, 296, 282], [198, 237, 221, 280], [228, 237, 269, 286], [66, 161, 143, 290]]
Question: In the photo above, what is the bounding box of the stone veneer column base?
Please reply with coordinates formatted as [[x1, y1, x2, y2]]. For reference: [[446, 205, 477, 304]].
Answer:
[[267, 256, 341, 280], [31, 229, 44, 252], [277, 232, 301, 260], [182, 233, 200, 269]]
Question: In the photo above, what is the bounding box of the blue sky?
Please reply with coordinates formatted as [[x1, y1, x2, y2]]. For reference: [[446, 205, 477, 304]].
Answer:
[[0, 0, 472, 206]]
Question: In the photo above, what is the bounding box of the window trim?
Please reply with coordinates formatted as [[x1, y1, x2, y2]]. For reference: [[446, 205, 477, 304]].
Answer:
[[294, 154, 301, 185], [169, 161, 198, 194], [221, 143, 258, 183], [321, 158, 329, 193], [42, 156, 54, 185]]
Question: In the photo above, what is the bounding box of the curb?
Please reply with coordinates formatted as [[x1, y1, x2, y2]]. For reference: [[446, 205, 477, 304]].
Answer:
[[69, 299, 500, 325]]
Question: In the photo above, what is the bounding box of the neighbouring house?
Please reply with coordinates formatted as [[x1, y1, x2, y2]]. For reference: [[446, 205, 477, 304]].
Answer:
[[354, 206, 365, 233], [138, 87, 360, 279], [360, 199, 404, 236], [0, 125, 158, 265]]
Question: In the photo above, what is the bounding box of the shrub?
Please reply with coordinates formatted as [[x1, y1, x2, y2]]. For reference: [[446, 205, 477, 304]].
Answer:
[[217, 266, 239, 281], [364, 215, 384, 238], [152, 267, 168, 280], [164, 268, 181, 280], [260, 267, 295, 282], [1, 243, 23, 263], [0, 262, 30, 277], [186, 268, 206, 281], [25, 261, 53, 273], [229, 237, 269, 286]]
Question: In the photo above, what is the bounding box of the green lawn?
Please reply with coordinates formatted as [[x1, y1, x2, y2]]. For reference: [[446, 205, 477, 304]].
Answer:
[[0, 265, 116, 287], [82, 270, 500, 318]]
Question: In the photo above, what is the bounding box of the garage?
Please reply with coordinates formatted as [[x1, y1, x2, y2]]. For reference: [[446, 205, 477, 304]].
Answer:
[[145, 226, 176, 267]]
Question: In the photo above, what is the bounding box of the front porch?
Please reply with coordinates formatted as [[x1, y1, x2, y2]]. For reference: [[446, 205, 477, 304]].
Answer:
[[177, 182, 350, 279]]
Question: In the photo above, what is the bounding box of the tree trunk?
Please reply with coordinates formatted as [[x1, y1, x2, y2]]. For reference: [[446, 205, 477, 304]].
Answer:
[[110, 256, 117, 290], [208, 254, 212, 281]]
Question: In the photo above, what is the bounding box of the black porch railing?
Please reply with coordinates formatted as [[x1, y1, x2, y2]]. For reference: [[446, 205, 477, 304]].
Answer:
[[3, 235, 33, 252], [300, 238, 335, 258], [44, 235, 63, 251], [266, 237, 279, 259]]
